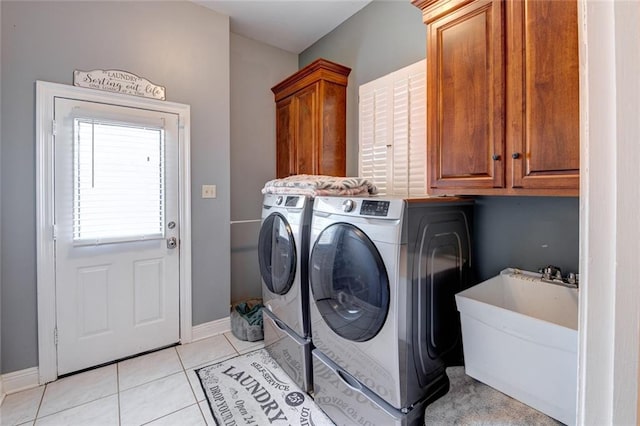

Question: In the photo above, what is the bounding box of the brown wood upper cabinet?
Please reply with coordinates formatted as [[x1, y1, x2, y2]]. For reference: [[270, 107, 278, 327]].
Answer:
[[413, 0, 579, 196], [271, 59, 351, 178]]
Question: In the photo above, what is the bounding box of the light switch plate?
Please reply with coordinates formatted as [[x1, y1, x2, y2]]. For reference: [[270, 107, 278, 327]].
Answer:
[[202, 184, 217, 199]]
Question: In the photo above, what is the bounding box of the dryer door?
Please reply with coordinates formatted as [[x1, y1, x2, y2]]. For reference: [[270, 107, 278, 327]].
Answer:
[[258, 212, 297, 295], [310, 223, 389, 342]]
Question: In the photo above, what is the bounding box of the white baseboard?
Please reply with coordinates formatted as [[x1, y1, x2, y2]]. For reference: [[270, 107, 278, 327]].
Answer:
[[2, 367, 40, 395], [191, 316, 231, 342]]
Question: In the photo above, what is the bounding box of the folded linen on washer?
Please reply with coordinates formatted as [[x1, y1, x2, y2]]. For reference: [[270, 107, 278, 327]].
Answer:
[[261, 174, 378, 197]]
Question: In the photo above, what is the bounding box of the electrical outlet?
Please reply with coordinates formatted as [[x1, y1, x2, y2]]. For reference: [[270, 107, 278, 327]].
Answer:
[[202, 184, 217, 199]]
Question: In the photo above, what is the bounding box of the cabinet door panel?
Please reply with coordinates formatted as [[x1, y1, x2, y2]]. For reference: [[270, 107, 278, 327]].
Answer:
[[509, 0, 579, 190], [295, 84, 318, 175], [319, 81, 347, 176], [276, 98, 295, 178], [428, 0, 505, 190]]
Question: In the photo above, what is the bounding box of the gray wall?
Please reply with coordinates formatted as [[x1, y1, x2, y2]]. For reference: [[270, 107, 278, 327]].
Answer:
[[1, 1, 231, 373], [300, 1, 428, 176], [300, 1, 579, 282], [473, 197, 579, 281], [229, 33, 297, 304]]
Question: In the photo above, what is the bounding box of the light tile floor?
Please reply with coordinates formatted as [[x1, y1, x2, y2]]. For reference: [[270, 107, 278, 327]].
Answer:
[[0, 332, 264, 426]]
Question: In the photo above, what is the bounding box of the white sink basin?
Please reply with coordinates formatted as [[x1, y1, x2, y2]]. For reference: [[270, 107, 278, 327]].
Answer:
[[456, 268, 578, 425]]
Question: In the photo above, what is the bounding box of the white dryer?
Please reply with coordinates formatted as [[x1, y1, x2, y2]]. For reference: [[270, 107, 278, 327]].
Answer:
[[308, 196, 473, 426], [258, 193, 313, 392]]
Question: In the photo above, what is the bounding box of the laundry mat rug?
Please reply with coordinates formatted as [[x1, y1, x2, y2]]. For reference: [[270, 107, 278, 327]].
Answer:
[[196, 349, 334, 426]]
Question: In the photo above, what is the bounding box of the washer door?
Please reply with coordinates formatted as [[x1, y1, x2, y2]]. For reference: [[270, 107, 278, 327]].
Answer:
[[310, 223, 389, 342], [258, 213, 297, 295]]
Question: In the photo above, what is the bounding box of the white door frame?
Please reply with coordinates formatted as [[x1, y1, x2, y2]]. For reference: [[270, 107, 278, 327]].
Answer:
[[577, 1, 640, 423], [35, 81, 192, 384]]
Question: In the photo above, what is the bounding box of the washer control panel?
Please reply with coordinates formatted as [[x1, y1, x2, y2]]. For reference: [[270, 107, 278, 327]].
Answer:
[[359, 200, 390, 217]]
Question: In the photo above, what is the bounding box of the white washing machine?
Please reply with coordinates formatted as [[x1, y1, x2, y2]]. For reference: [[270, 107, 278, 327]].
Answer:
[[308, 196, 473, 425], [258, 193, 313, 392]]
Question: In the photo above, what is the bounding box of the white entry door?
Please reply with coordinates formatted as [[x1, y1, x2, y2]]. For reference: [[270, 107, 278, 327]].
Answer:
[[54, 97, 180, 375]]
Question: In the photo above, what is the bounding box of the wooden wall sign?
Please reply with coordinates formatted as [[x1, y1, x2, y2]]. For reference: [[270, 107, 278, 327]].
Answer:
[[73, 69, 166, 100]]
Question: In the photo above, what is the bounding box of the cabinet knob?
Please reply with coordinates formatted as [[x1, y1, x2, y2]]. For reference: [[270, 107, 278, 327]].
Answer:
[[512, 152, 521, 159], [492, 154, 500, 161]]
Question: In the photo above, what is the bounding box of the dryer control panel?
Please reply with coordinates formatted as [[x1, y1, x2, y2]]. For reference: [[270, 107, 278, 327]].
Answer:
[[360, 200, 390, 217], [262, 193, 309, 210], [313, 196, 404, 220], [285, 196, 300, 207]]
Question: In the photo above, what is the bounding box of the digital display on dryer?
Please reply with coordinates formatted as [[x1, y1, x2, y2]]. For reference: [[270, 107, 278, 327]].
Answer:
[[285, 196, 299, 207], [360, 200, 390, 216]]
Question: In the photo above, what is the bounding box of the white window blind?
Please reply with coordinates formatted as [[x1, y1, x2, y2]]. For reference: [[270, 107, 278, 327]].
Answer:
[[358, 59, 427, 196], [73, 118, 165, 245]]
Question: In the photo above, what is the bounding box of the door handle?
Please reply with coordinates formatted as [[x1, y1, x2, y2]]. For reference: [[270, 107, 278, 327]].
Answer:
[[167, 237, 177, 249]]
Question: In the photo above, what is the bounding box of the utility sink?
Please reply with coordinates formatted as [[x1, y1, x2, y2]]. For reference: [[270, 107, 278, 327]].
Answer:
[[456, 268, 579, 425]]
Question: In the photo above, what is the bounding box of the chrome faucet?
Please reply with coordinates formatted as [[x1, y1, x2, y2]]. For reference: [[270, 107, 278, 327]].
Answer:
[[539, 265, 579, 289], [541, 265, 562, 281]]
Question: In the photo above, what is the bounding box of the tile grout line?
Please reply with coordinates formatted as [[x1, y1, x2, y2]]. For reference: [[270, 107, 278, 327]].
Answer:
[[32, 382, 47, 423], [197, 336, 241, 425], [223, 331, 265, 355], [33, 394, 121, 423], [176, 345, 213, 424], [116, 362, 121, 426], [34, 366, 120, 422], [195, 400, 209, 425], [138, 402, 201, 426], [174, 347, 198, 400], [117, 368, 195, 425], [222, 332, 245, 354]]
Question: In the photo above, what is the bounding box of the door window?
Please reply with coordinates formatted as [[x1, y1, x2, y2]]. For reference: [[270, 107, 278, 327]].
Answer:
[[258, 213, 296, 295], [73, 118, 165, 245], [310, 223, 389, 342]]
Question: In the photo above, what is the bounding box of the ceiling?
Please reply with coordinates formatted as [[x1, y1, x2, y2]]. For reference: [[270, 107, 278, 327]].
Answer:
[[194, 0, 372, 54]]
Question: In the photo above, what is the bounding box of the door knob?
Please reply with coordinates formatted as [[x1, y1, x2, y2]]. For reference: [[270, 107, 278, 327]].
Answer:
[[512, 152, 520, 159], [492, 154, 500, 161]]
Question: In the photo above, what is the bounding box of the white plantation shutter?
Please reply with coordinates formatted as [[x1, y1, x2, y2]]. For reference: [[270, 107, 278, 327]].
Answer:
[[359, 81, 392, 195], [359, 59, 426, 196], [406, 66, 427, 196], [392, 77, 410, 195], [359, 89, 375, 182], [373, 88, 392, 194]]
